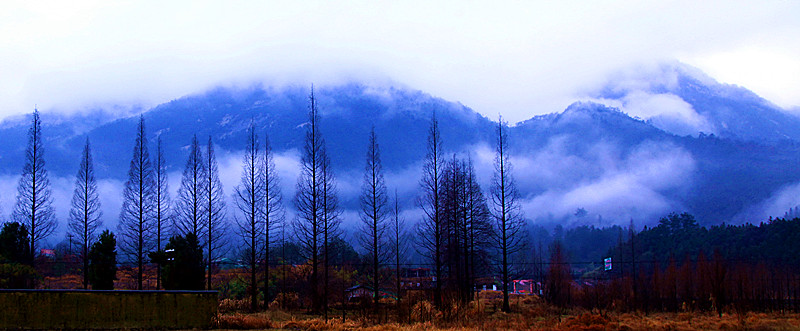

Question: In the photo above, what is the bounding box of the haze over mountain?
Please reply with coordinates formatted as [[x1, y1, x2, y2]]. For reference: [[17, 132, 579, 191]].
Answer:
[[591, 62, 800, 141], [0, 62, 799, 240]]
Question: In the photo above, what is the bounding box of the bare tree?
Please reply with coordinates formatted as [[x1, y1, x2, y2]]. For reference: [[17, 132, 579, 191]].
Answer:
[[416, 112, 445, 308], [174, 135, 207, 238], [117, 115, 156, 290], [320, 144, 341, 320], [154, 136, 171, 289], [205, 136, 227, 290], [440, 155, 491, 304], [294, 89, 324, 314], [463, 157, 492, 301], [490, 117, 526, 312], [67, 138, 102, 289], [13, 109, 57, 269], [234, 124, 264, 311], [390, 189, 409, 318], [358, 128, 389, 312], [545, 240, 571, 307], [262, 133, 284, 308], [294, 87, 339, 315]]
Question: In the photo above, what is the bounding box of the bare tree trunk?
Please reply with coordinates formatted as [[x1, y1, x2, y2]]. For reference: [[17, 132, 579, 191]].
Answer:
[[13, 109, 57, 271], [233, 124, 264, 312], [417, 112, 445, 309], [490, 117, 525, 313], [118, 116, 156, 290], [68, 139, 102, 289]]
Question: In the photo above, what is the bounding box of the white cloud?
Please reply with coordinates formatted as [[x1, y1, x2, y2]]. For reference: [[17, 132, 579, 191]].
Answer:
[[600, 92, 716, 136], [0, 173, 125, 248], [0, 1, 797, 122], [734, 182, 800, 224], [511, 140, 695, 226]]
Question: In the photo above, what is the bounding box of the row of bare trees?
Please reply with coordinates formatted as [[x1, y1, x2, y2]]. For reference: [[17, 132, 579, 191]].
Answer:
[[5, 92, 529, 315], [116, 117, 229, 290], [5, 111, 230, 291], [415, 114, 527, 312], [561, 250, 800, 315]]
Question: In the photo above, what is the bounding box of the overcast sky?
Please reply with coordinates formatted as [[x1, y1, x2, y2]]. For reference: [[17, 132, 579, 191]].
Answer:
[[1, 1, 798, 123]]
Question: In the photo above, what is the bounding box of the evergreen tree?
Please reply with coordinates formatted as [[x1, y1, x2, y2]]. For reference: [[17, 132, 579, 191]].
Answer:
[[0, 222, 32, 265], [67, 138, 102, 289], [157, 233, 204, 290], [0, 221, 36, 288], [117, 115, 156, 290], [13, 109, 56, 268], [88, 230, 117, 290]]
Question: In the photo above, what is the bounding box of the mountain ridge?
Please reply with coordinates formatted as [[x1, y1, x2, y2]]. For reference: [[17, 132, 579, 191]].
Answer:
[[0, 64, 799, 230]]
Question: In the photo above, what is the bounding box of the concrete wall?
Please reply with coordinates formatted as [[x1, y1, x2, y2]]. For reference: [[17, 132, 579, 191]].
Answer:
[[0, 290, 217, 329]]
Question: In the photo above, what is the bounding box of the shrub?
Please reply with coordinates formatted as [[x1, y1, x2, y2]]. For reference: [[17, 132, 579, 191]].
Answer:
[[0, 263, 37, 288], [410, 300, 440, 323], [560, 313, 613, 331], [269, 292, 301, 310], [219, 298, 252, 314], [215, 313, 272, 329]]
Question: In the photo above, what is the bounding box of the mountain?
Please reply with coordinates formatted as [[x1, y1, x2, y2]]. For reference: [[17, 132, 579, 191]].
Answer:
[[594, 62, 800, 142], [0, 85, 494, 179], [1, 63, 799, 230]]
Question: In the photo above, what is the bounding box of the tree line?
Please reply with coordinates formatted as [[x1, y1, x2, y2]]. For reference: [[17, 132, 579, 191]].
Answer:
[[0, 90, 528, 315], [540, 213, 800, 314]]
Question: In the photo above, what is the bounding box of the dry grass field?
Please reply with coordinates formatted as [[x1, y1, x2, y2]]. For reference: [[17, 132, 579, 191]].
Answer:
[[214, 293, 800, 330]]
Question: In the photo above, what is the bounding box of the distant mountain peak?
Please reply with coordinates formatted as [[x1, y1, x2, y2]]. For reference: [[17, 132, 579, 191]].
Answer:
[[591, 61, 800, 141], [562, 101, 627, 116]]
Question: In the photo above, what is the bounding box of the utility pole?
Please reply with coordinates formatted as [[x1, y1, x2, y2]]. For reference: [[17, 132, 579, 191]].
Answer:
[[67, 234, 74, 256], [629, 219, 637, 307]]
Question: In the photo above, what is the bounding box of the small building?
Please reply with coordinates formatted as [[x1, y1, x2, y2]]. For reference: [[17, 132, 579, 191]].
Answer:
[[40, 249, 56, 259], [345, 285, 396, 303], [512, 279, 537, 295], [398, 268, 434, 289]]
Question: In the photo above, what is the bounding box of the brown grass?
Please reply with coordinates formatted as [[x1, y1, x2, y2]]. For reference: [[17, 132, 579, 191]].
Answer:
[[410, 300, 440, 323], [215, 297, 800, 330], [219, 298, 253, 314], [215, 313, 274, 329]]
